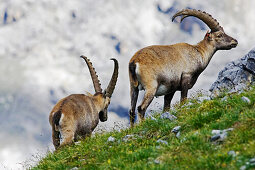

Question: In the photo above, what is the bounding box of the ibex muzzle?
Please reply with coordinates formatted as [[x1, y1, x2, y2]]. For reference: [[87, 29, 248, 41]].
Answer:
[[49, 56, 118, 149], [129, 9, 238, 127]]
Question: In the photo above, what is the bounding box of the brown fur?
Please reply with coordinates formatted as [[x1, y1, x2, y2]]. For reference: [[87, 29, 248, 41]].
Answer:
[[49, 94, 110, 149], [129, 27, 238, 127], [49, 57, 118, 149]]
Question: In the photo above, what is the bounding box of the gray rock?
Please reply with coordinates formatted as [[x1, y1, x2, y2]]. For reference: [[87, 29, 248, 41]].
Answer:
[[156, 139, 168, 145], [210, 134, 221, 142], [160, 112, 177, 121], [210, 128, 233, 142], [228, 151, 236, 157], [107, 136, 115, 142], [210, 47, 255, 97], [212, 128, 233, 135], [241, 96, 251, 104], [123, 135, 135, 142], [171, 126, 181, 133], [212, 130, 221, 135]]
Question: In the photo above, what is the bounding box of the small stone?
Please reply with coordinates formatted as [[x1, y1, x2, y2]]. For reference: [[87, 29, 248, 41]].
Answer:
[[75, 141, 81, 145], [176, 131, 181, 138], [154, 159, 160, 164], [223, 128, 234, 133], [197, 96, 211, 103], [70, 167, 78, 170], [210, 132, 228, 142], [212, 130, 221, 135], [156, 139, 168, 145], [150, 116, 156, 121], [182, 102, 193, 107], [221, 96, 228, 102], [180, 137, 187, 143], [210, 134, 221, 142], [228, 151, 236, 157], [160, 112, 177, 121], [250, 158, 255, 165], [211, 128, 233, 136], [171, 126, 181, 133], [240, 165, 246, 170], [241, 96, 251, 104], [123, 135, 135, 142], [250, 158, 255, 162], [107, 136, 115, 142], [156, 146, 161, 149]]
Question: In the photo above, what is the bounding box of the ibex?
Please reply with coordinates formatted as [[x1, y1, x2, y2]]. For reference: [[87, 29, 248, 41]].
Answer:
[[49, 56, 118, 149], [129, 9, 238, 127]]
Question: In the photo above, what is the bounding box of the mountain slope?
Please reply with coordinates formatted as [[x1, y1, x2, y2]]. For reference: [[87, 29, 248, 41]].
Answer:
[[33, 87, 255, 169]]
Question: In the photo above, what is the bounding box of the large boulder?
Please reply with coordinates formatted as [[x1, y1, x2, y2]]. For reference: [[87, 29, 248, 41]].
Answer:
[[210, 47, 255, 96]]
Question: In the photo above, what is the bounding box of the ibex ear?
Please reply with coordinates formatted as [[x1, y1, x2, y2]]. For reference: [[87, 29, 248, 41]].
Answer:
[[205, 30, 212, 41]]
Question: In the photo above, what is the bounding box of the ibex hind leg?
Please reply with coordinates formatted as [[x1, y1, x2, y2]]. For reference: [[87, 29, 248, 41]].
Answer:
[[52, 129, 60, 149], [59, 125, 75, 148], [129, 86, 139, 127], [137, 88, 156, 122]]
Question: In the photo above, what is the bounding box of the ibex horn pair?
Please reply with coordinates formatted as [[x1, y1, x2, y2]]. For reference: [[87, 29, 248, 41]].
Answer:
[[129, 9, 238, 127], [80, 55, 118, 98], [49, 56, 118, 149]]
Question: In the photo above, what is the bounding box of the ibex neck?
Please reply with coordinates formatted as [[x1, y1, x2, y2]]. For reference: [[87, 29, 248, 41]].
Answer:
[[92, 94, 105, 111], [195, 39, 217, 69]]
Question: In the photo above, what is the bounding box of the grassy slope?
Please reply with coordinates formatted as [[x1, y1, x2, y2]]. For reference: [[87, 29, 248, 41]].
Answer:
[[34, 88, 255, 170]]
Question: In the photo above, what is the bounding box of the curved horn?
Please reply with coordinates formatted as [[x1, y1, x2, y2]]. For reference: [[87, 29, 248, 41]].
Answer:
[[105, 58, 119, 98], [80, 55, 102, 93], [172, 9, 222, 32]]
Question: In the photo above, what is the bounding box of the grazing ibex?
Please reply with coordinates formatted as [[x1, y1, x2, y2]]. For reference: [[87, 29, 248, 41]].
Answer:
[[129, 9, 238, 127], [49, 56, 118, 149]]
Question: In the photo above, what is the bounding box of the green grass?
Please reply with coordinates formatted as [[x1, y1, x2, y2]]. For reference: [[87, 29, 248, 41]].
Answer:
[[33, 88, 255, 170]]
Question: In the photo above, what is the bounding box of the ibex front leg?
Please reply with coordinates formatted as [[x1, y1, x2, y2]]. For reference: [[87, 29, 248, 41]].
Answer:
[[163, 92, 175, 112], [180, 73, 192, 103]]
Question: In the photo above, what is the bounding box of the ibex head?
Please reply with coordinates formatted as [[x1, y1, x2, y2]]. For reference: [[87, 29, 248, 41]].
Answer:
[[80, 56, 118, 122], [172, 9, 238, 50]]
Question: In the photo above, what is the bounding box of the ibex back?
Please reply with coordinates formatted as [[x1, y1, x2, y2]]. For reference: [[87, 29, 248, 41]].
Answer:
[[129, 9, 238, 127], [49, 56, 118, 149]]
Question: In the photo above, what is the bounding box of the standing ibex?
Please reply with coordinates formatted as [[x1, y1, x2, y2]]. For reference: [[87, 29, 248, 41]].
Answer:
[[49, 56, 118, 149], [129, 9, 238, 127]]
